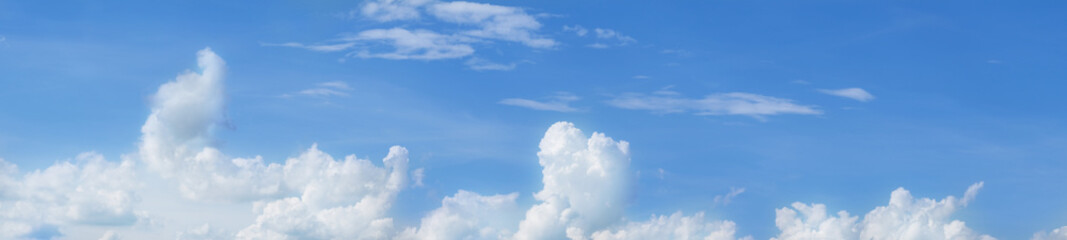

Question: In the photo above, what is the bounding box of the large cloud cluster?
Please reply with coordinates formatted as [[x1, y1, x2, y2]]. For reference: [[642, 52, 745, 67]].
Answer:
[[773, 183, 993, 240], [1, 48, 1064, 239]]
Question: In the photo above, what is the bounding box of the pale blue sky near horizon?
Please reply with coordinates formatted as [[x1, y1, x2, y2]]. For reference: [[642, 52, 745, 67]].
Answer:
[[2, 1, 1067, 239]]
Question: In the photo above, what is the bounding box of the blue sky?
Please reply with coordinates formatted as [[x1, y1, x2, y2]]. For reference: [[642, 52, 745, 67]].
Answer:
[[2, 1, 1067, 239]]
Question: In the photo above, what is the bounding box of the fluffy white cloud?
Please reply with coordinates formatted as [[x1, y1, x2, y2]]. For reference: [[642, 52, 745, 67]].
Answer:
[[563, 25, 635, 48], [514, 122, 631, 239], [607, 91, 822, 119], [586, 212, 748, 240], [818, 88, 875, 102], [500, 92, 580, 112], [0, 153, 142, 239], [397, 190, 521, 240], [1033, 226, 1067, 240], [773, 182, 995, 240]]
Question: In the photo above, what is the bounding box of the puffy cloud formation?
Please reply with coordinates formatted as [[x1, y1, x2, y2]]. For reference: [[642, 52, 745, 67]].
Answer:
[[607, 91, 822, 119], [818, 88, 875, 102], [234, 145, 409, 239], [0, 47, 1046, 239], [773, 182, 994, 240], [0, 153, 141, 239], [1033, 226, 1067, 240], [514, 122, 632, 239], [398, 121, 747, 240], [396, 190, 521, 240]]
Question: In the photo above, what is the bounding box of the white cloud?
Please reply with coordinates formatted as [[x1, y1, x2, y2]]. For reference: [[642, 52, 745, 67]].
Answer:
[[465, 57, 517, 71], [0, 153, 143, 239], [514, 122, 631, 239], [772, 182, 995, 240], [499, 92, 580, 112], [279, 0, 555, 69], [348, 28, 476, 60], [360, 0, 434, 22], [1033, 226, 1067, 240], [411, 168, 425, 187], [564, 25, 635, 48], [563, 25, 589, 36], [713, 187, 746, 206], [285, 81, 353, 98], [427, 1, 555, 48], [397, 190, 521, 240], [818, 88, 875, 102], [587, 212, 748, 240], [593, 28, 636, 45], [607, 91, 822, 119]]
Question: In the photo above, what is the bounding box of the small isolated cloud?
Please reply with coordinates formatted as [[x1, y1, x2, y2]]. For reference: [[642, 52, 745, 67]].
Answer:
[[465, 57, 516, 71], [819, 88, 875, 102], [607, 90, 821, 119], [499, 92, 580, 112], [632, 75, 649, 79], [411, 168, 425, 187], [564, 25, 636, 48], [790, 80, 811, 85], [563, 25, 588, 36], [284, 81, 352, 98], [713, 187, 745, 206]]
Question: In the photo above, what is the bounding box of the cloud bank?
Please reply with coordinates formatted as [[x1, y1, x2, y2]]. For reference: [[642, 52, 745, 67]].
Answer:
[[0, 48, 1062, 239]]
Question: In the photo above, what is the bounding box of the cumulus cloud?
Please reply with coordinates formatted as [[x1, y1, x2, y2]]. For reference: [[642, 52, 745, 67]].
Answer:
[[500, 92, 580, 112], [0, 153, 142, 239], [397, 190, 521, 240], [1033, 226, 1067, 240], [773, 182, 995, 240], [0, 47, 1041, 240], [513, 122, 632, 239], [818, 88, 875, 102], [607, 91, 822, 119]]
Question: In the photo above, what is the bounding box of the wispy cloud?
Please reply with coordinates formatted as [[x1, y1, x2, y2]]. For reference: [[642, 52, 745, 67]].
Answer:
[[465, 57, 516, 71], [273, 0, 554, 65], [564, 25, 636, 48], [607, 90, 821, 119], [284, 81, 353, 98], [713, 187, 745, 206], [499, 92, 580, 112], [818, 88, 875, 102]]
